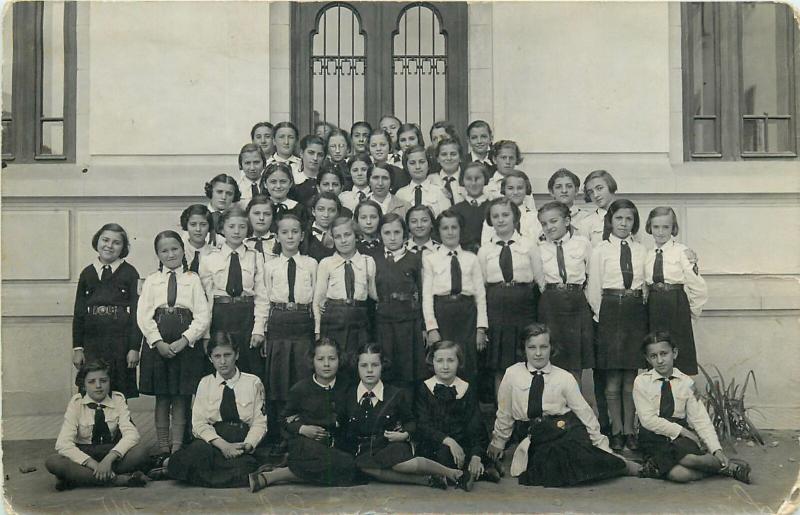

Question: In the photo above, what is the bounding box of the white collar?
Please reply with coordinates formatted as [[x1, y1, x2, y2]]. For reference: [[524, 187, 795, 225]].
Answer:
[[466, 194, 487, 204], [313, 375, 336, 390], [357, 381, 384, 402], [489, 230, 522, 244], [424, 376, 469, 399], [525, 362, 553, 375], [215, 369, 241, 386], [93, 258, 123, 276], [221, 243, 246, 258], [385, 248, 407, 261], [273, 197, 297, 209]]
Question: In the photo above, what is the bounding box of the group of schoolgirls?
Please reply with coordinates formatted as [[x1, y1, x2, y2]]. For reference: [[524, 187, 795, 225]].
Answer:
[[46, 116, 751, 493]]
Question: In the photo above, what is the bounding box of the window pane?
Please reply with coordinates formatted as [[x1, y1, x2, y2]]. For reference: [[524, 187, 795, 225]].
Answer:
[[687, 3, 717, 117], [742, 117, 792, 154], [692, 119, 718, 154], [40, 120, 64, 156], [41, 1, 65, 119]]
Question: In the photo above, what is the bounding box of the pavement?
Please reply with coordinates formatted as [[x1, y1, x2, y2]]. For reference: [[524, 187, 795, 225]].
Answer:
[[3, 430, 800, 514]]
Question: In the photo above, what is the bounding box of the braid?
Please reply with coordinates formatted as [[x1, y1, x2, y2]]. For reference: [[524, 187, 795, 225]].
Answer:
[[182, 255, 189, 272]]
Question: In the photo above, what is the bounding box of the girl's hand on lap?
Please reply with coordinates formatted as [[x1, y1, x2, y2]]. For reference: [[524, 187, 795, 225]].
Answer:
[[169, 337, 189, 355], [94, 455, 116, 481], [250, 334, 265, 349], [487, 444, 504, 462], [468, 456, 484, 478], [300, 425, 328, 441], [72, 349, 85, 369], [713, 450, 729, 468], [443, 437, 465, 468], [384, 431, 408, 443], [214, 439, 243, 459], [155, 341, 176, 359]]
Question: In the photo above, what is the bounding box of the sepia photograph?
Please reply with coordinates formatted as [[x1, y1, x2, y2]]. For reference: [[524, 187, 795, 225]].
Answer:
[[1, 0, 799, 512]]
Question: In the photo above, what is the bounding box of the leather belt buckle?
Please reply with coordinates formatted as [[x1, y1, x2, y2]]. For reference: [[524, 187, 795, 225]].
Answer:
[[97, 306, 107, 315]]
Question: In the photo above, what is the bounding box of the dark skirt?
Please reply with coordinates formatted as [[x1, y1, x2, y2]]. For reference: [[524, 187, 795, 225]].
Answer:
[[320, 302, 371, 364], [538, 288, 595, 370], [167, 421, 259, 488], [597, 294, 648, 370], [287, 436, 360, 486], [375, 300, 427, 385], [433, 295, 478, 381], [211, 301, 261, 376], [80, 313, 138, 399], [638, 420, 704, 478], [647, 287, 697, 375], [520, 412, 627, 487], [264, 308, 314, 401], [486, 284, 538, 372], [139, 308, 205, 396], [354, 440, 414, 470]]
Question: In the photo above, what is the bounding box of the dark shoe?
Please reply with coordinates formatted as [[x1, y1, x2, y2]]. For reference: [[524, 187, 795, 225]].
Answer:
[[54, 478, 74, 491], [481, 467, 501, 483], [125, 471, 148, 488], [146, 466, 169, 481], [625, 433, 639, 451], [721, 459, 751, 484], [599, 425, 612, 437], [249, 471, 269, 493], [457, 470, 474, 492], [610, 434, 625, 452], [254, 463, 274, 475], [427, 475, 447, 490], [637, 457, 661, 479], [149, 452, 170, 470]]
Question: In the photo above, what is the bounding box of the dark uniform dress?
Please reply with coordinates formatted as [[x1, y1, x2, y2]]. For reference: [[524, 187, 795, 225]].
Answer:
[[72, 261, 141, 399], [357, 238, 384, 259], [283, 377, 361, 486], [289, 176, 319, 207], [268, 199, 309, 233], [452, 199, 489, 254], [414, 378, 489, 469], [304, 230, 336, 262], [344, 383, 416, 470]]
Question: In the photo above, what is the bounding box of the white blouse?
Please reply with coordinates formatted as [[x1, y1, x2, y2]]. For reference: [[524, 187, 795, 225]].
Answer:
[[263, 253, 317, 305], [586, 235, 647, 320], [644, 239, 708, 318], [313, 252, 378, 334], [481, 207, 543, 246], [538, 232, 592, 285], [477, 232, 545, 287], [396, 179, 452, 217], [137, 268, 210, 348], [422, 245, 488, 331]]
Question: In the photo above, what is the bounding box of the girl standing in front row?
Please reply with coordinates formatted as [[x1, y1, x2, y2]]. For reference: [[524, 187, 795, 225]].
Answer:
[[586, 199, 648, 452], [199, 206, 268, 376], [72, 223, 141, 399], [423, 210, 488, 383], [644, 208, 707, 375], [537, 201, 594, 383], [488, 323, 640, 487], [180, 205, 214, 273], [138, 231, 210, 458]]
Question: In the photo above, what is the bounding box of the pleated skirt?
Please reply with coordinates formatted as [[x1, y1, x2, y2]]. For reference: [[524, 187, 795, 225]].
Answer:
[[264, 308, 314, 401], [647, 287, 697, 375], [596, 294, 648, 370], [486, 284, 538, 372], [538, 288, 595, 370]]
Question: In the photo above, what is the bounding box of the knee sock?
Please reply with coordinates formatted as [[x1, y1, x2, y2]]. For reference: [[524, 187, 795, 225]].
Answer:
[[155, 396, 171, 454], [171, 396, 188, 453], [622, 374, 636, 435], [605, 372, 623, 435]]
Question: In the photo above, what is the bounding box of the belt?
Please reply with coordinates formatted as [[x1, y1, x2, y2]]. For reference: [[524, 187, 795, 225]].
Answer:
[[650, 282, 684, 291], [271, 302, 311, 312], [602, 288, 643, 298], [87, 305, 130, 316], [326, 298, 368, 308], [382, 292, 417, 302], [487, 281, 533, 288], [434, 293, 471, 301], [214, 295, 254, 304], [545, 283, 584, 291], [154, 306, 192, 316]]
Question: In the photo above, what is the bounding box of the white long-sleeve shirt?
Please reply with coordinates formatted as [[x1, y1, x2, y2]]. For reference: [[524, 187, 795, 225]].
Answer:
[[137, 268, 210, 348], [645, 239, 708, 319], [422, 245, 488, 331], [586, 234, 647, 320]]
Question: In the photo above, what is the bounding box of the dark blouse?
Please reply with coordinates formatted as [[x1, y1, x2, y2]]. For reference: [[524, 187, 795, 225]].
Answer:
[[374, 251, 421, 303], [452, 199, 489, 254], [343, 384, 416, 453], [356, 238, 384, 259], [283, 377, 351, 445]]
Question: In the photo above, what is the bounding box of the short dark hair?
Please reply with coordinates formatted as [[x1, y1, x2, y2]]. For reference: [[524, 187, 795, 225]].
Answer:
[[250, 121, 274, 141], [204, 173, 242, 203], [426, 340, 464, 371], [238, 142, 267, 169], [180, 204, 211, 231], [306, 336, 342, 368], [92, 223, 131, 259], [520, 322, 560, 357], [380, 212, 408, 239], [207, 331, 239, 357], [583, 169, 618, 203], [466, 119, 492, 138], [352, 342, 389, 374], [492, 140, 523, 165], [547, 168, 580, 192], [641, 331, 677, 355], [77, 359, 113, 396], [435, 208, 465, 232], [603, 199, 640, 240], [645, 207, 679, 237], [485, 197, 521, 227]]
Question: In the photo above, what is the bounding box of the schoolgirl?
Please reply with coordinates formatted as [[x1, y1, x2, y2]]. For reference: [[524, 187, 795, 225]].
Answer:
[[367, 165, 411, 219], [369, 129, 410, 193], [248, 338, 359, 491], [397, 123, 425, 156], [45, 360, 149, 490], [488, 323, 639, 487], [313, 216, 378, 358], [322, 129, 352, 190], [354, 199, 385, 258], [344, 343, 466, 490], [379, 114, 403, 163], [244, 195, 277, 261], [374, 213, 426, 389], [314, 120, 336, 141], [204, 173, 241, 247], [72, 223, 141, 399], [262, 214, 317, 448], [396, 145, 451, 216], [478, 198, 545, 392], [250, 121, 275, 159], [536, 201, 594, 382], [547, 168, 589, 230], [481, 170, 542, 244], [452, 162, 490, 253], [350, 121, 373, 156], [404, 204, 440, 255], [586, 199, 648, 452], [303, 192, 340, 262], [466, 120, 494, 172], [316, 167, 345, 201], [199, 206, 268, 376], [485, 140, 524, 203], [575, 169, 618, 247], [180, 204, 215, 273], [644, 207, 708, 375], [236, 143, 267, 205], [260, 162, 308, 231], [267, 121, 301, 176], [429, 138, 465, 205], [634, 332, 751, 483], [422, 209, 488, 383], [339, 153, 372, 211], [427, 121, 459, 175], [290, 135, 326, 206], [163, 332, 267, 488], [415, 341, 499, 491], [138, 231, 210, 457]]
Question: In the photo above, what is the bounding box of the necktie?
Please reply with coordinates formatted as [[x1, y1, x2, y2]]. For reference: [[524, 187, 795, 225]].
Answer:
[[253, 237, 264, 255], [412, 245, 421, 253], [344, 260, 355, 300], [100, 265, 112, 283], [189, 251, 200, 273], [498, 240, 514, 282], [358, 190, 366, 202], [449, 251, 462, 295], [433, 383, 457, 401], [653, 249, 665, 284], [167, 271, 177, 307], [659, 377, 675, 418], [226, 251, 244, 297], [251, 183, 259, 199], [220, 382, 240, 423], [312, 226, 325, 241], [620, 240, 633, 289], [443, 177, 455, 203], [414, 185, 423, 206], [385, 251, 394, 263], [470, 199, 478, 207], [527, 370, 545, 420], [361, 390, 375, 410], [392, 153, 401, 162], [210, 211, 222, 246], [274, 203, 288, 219], [556, 241, 568, 284], [287, 257, 296, 303], [87, 402, 113, 444]]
